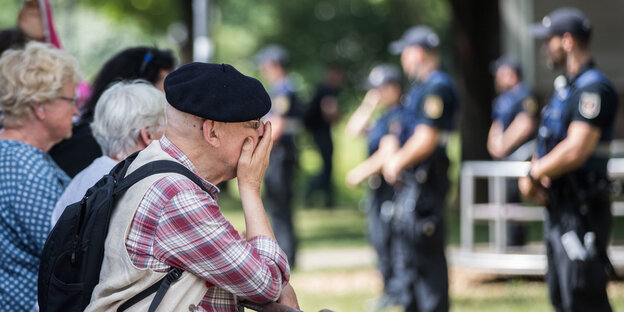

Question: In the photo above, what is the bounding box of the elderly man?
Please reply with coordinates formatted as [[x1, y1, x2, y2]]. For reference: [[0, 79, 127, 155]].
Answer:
[[86, 63, 298, 311]]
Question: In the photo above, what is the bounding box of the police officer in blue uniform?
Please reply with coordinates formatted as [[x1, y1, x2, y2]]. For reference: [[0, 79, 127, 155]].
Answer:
[[383, 26, 459, 312], [487, 57, 539, 246], [304, 65, 344, 207], [521, 7, 617, 311], [345, 64, 404, 306], [488, 57, 538, 162], [256, 45, 302, 267]]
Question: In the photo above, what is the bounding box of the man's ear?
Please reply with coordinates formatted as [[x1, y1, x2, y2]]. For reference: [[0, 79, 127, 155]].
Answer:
[[562, 33, 575, 52], [202, 119, 220, 147]]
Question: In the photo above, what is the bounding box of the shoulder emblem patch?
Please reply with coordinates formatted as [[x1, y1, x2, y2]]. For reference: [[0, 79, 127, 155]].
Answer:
[[424, 95, 444, 119], [272, 95, 291, 115], [522, 97, 538, 117], [579, 92, 601, 119]]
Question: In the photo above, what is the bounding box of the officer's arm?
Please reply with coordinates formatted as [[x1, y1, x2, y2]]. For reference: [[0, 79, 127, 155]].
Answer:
[[383, 124, 439, 184], [346, 134, 400, 187], [345, 89, 380, 137], [497, 113, 536, 158], [487, 121, 505, 159], [320, 95, 340, 124], [530, 121, 601, 180]]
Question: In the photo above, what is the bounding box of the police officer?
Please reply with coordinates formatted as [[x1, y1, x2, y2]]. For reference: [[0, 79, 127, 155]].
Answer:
[[487, 57, 539, 246], [383, 26, 459, 312], [521, 7, 617, 311], [304, 64, 345, 207], [488, 57, 538, 161], [345, 64, 404, 306], [256, 44, 302, 267]]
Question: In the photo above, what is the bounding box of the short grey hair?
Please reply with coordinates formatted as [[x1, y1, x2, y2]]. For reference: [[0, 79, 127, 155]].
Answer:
[[91, 80, 166, 160]]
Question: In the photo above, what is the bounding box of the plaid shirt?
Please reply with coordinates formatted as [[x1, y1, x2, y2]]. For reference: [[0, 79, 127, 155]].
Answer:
[[126, 136, 290, 311]]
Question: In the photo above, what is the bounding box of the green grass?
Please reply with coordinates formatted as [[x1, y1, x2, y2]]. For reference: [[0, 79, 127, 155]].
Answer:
[[215, 202, 624, 311]]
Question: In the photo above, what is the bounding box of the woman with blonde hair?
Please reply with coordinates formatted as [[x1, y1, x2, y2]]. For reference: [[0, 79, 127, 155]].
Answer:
[[0, 41, 82, 310]]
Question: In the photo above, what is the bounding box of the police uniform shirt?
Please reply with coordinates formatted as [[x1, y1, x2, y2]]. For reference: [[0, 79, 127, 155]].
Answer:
[[538, 61, 617, 173], [269, 77, 301, 119], [492, 83, 539, 131], [304, 83, 339, 131], [401, 70, 459, 145], [569, 62, 617, 171], [367, 105, 404, 155]]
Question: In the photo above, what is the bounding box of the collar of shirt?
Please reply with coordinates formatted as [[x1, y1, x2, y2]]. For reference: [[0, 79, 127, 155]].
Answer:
[[158, 135, 220, 199], [568, 59, 596, 85]]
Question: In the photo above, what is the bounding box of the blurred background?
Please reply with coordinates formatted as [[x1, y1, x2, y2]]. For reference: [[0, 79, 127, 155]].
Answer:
[[2, 0, 624, 311]]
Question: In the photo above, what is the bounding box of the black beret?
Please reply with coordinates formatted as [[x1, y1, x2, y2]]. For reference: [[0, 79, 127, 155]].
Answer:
[[164, 62, 271, 122]]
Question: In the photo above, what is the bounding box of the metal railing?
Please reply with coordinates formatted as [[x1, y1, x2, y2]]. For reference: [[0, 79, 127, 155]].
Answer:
[[457, 158, 624, 274]]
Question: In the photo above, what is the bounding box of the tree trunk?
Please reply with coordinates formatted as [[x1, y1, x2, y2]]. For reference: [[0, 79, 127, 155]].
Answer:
[[180, 0, 194, 64], [449, 0, 500, 161]]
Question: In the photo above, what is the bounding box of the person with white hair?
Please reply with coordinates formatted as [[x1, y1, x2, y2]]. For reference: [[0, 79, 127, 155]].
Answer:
[[50, 80, 166, 226], [0, 41, 82, 311]]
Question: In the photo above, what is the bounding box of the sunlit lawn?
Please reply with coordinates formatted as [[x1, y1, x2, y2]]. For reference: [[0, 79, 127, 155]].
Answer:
[[218, 200, 624, 312]]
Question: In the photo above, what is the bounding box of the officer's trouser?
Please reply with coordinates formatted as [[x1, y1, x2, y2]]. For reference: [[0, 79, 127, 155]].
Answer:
[[264, 140, 297, 267], [545, 177, 612, 312], [366, 177, 395, 293], [308, 126, 334, 204], [389, 156, 449, 312]]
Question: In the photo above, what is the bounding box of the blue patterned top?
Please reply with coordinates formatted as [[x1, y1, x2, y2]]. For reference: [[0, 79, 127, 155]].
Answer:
[[0, 140, 70, 311]]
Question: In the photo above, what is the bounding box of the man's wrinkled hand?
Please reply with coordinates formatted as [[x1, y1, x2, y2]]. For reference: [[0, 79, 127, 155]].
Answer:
[[237, 122, 273, 194]]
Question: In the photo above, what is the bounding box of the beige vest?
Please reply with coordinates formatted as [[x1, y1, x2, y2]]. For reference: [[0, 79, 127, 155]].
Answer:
[[86, 142, 209, 312]]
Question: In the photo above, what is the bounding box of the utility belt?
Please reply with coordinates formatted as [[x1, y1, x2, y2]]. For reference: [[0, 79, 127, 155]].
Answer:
[[547, 171, 619, 284], [437, 131, 451, 147], [592, 142, 612, 158], [388, 156, 449, 253], [281, 118, 301, 136]]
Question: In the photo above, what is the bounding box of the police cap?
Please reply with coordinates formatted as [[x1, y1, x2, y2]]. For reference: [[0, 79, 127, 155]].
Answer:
[[530, 7, 591, 39], [389, 25, 440, 55], [490, 56, 523, 78], [164, 62, 271, 122], [366, 64, 402, 89], [254, 44, 289, 67]]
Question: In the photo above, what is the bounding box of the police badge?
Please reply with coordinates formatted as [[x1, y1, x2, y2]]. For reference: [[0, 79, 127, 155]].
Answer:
[[424, 95, 443, 119], [579, 92, 601, 119]]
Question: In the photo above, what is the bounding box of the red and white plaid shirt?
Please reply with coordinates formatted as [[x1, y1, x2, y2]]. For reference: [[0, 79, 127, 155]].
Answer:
[[125, 136, 290, 311]]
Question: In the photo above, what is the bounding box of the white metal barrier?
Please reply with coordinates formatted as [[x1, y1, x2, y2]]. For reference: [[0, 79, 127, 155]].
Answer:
[[456, 158, 624, 275]]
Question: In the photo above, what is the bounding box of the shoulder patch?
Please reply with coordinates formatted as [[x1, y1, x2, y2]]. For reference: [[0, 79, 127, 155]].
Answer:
[[579, 92, 601, 119], [522, 97, 538, 117], [272, 95, 291, 115], [424, 95, 444, 119]]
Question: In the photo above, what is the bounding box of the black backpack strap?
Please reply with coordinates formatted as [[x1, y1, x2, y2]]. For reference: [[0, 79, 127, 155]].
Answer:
[[117, 267, 184, 312], [114, 159, 210, 195]]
